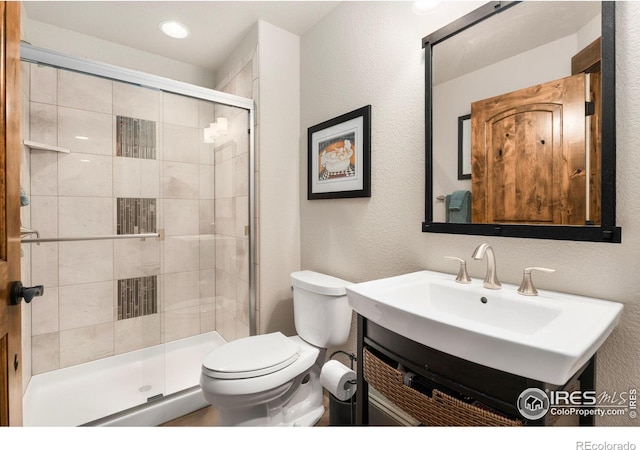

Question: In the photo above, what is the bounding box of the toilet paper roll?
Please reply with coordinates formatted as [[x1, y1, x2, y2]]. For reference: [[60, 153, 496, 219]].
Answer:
[[320, 360, 357, 401]]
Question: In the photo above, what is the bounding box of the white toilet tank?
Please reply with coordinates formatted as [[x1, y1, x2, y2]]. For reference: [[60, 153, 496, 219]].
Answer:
[[290, 271, 353, 348]]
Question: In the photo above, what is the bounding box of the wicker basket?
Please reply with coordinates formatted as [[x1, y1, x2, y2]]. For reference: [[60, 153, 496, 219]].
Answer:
[[363, 348, 522, 426]]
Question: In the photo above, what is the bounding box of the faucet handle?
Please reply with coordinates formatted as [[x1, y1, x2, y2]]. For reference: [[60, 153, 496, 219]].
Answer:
[[517, 267, 556, 296], [444, 256, 471, 284]]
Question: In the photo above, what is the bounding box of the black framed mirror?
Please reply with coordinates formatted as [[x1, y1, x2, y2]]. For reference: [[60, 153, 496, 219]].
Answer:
[[422, 1, 621, 243]]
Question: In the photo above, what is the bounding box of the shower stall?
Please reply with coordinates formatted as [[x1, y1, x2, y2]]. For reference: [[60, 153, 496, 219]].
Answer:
[[19, 45, 255, 426]]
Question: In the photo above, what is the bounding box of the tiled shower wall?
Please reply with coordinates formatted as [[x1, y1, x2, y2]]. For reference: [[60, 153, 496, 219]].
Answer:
[[25, 63, 250, 374]]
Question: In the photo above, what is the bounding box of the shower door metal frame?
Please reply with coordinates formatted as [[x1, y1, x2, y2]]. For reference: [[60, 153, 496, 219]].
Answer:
[[20, 44, 257, 336]]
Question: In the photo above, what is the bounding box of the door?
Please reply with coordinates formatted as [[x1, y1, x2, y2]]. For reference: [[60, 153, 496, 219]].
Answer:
[[471, 73, 587, 225], [0, 1, 22, 426]]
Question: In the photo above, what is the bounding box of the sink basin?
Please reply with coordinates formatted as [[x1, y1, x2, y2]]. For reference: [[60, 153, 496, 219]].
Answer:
[[346, 270, 623, 385]]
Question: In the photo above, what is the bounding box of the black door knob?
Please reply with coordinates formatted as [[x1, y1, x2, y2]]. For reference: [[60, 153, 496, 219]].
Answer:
[[10, 281, 44, 305]]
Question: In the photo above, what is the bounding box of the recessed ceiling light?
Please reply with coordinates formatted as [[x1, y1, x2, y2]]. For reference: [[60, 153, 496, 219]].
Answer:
[[160, 21, 190, 39], [412, 0, 442, 15]]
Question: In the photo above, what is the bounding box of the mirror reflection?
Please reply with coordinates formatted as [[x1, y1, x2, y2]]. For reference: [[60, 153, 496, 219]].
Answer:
[[432, 1, 601, 226]]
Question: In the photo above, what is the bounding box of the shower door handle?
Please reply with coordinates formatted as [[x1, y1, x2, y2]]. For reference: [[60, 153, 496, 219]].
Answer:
[[10, 281, 44, 305]]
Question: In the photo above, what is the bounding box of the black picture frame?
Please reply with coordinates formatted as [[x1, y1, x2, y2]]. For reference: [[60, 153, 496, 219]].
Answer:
[[457, 114, 471, 180], [307, 105, 371, 200]]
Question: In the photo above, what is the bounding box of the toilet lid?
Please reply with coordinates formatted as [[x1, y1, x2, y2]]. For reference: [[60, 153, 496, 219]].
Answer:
[[202, 332, 300, 380]]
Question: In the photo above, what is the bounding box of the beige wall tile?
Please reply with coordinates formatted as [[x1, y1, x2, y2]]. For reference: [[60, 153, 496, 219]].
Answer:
[[30, 151, 58, 196], [30, 64, 56, 105], [58, 70, 112, 114], [58, 197, 113, 237], [162, 161, 199, 199], [236, 321, 250, 339], [113, 81, 160, 122], [59, 240, 113, 286], [234, 152, 249, 197], [58, 153, 113, 197], [199, 236, 215, 270], [236, 280, 249, 326], [162, 306, 201, 343], [59, 281, 114, 330], [235, 196, 248, 238], [163, 199, 199, 236], [198, 100, 215, 129], [200, 302, 216, 334], [114, 314, 161, 355], [199, 164, 215, 200], [163, 124, 199, 164], [59, 323, 114, 368], [214, 157, 235, 199], [162, 92, 198, 128], [199, 200, 215, 235], [58, 107, 112, 155], [200, 140, 215, 165], [214, 197, 235, 236], [163, 236, 199, 274], [31, 286, 59, 336], [215, 236, 236, 275], [30, 102, 57, 145], [236, 238, 249, 283], [113, 156, 141, 198], [234, 63, 253, 99], [31, 243, 59, 288], [163, 271, 200, 311], [114, 239, 161, 280], [30, 195, 58, 237], [140, 159, 160, 198], [199, 269, 216, 305], [32, 333, 60, 375]]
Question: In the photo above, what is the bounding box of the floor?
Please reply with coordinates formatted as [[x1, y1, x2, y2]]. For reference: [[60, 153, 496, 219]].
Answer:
[[160, 395, 331, 427]]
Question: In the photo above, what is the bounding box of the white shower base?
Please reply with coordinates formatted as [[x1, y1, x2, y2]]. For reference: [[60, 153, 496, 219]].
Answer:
[[23, 331, 226, 426]]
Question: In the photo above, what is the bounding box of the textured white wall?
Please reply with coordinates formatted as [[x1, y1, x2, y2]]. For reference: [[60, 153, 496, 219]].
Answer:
[[301, 1, 640, 426]]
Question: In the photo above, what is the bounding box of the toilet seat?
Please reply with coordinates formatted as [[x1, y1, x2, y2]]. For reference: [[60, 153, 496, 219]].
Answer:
[[200, 335, 320, 397], [202, 332, 300, 380]]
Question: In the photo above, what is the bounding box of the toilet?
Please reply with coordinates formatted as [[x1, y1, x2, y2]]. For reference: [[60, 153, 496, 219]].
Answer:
[[199, 270, 353, 426]]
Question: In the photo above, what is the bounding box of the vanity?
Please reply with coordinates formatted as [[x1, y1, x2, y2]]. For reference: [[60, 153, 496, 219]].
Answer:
[[344, 0, 625, 427], [346, 269, 623, 426]]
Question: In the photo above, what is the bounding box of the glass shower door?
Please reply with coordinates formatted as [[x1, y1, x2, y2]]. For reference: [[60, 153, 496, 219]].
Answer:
[[23, 47, 254, 424]]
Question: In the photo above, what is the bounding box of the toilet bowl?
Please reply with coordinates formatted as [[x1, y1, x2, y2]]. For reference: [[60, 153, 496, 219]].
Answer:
[[199, 271, 352, 426]]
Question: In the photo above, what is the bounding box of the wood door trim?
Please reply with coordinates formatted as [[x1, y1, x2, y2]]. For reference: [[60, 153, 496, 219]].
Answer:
[[572, 37, 601, 75], [0, 0, 22, 426]]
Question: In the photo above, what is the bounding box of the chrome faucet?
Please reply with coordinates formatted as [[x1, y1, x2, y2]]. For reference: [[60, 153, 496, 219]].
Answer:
[[471, 243, 501, 289]]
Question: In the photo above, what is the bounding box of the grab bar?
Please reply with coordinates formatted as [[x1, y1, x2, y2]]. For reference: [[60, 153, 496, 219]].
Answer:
[[21, 233, 160, 244]]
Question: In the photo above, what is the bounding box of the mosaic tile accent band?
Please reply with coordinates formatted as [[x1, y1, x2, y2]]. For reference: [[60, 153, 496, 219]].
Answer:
[[117, 276, 158, 320], [116, 116, 157, 159], [117, 198, 156, 235]]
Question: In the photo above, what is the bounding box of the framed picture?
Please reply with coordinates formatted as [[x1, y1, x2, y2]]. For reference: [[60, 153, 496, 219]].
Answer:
[[308, 105, 371, 200], [458, 114, 471, 180]]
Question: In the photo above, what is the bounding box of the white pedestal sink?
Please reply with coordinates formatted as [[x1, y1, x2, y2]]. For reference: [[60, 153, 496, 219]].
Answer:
[[346, 270, 623, 385]]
